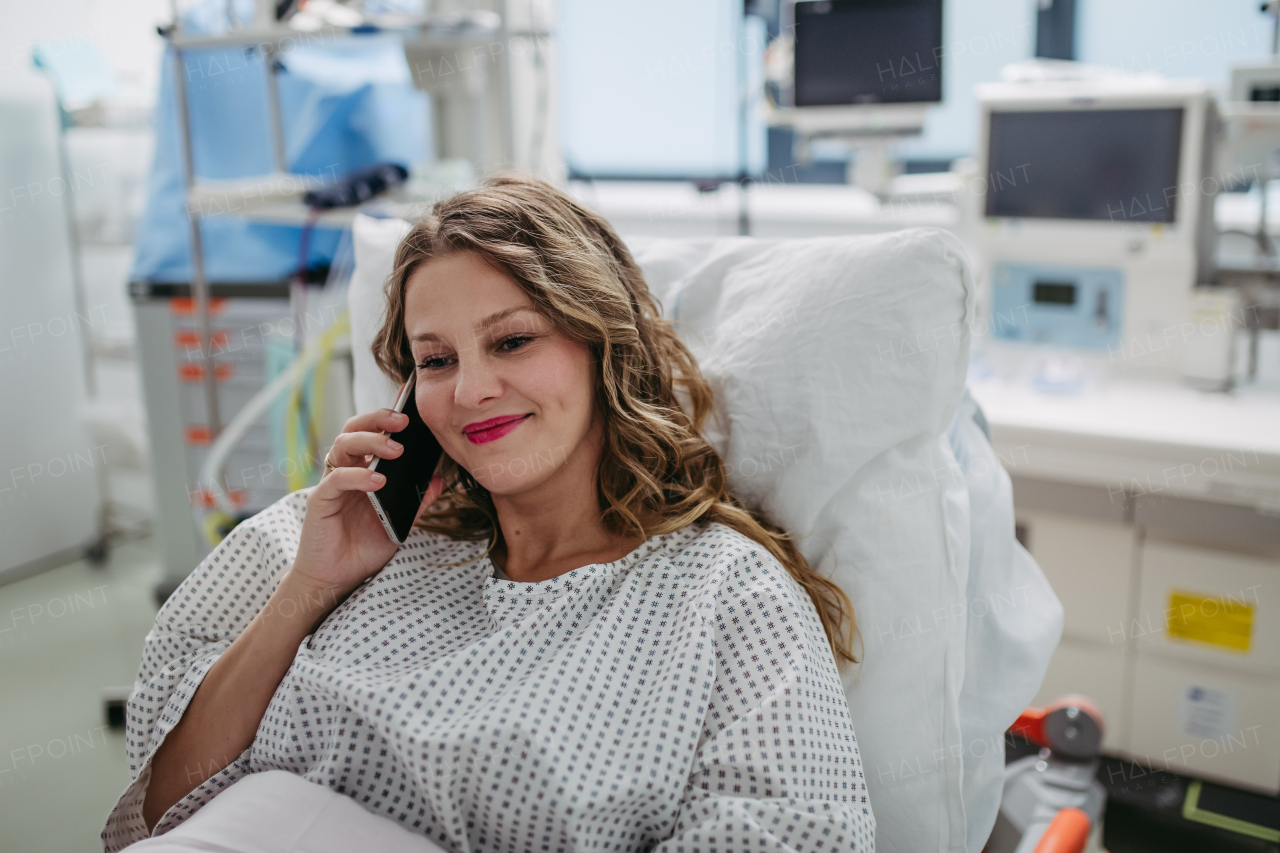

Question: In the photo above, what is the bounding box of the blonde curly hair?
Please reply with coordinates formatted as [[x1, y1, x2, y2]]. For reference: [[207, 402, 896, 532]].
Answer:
[[373, 174, 856, 665]]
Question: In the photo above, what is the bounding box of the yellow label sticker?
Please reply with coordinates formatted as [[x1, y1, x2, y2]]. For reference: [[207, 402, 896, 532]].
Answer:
[[1166, 590, 1253, 653]]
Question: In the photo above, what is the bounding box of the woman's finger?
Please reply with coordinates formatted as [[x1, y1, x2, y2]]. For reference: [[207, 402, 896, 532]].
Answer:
[[311, 465, 385, 507], [328, 431, 404, 466], [340, 408, 409, 438]]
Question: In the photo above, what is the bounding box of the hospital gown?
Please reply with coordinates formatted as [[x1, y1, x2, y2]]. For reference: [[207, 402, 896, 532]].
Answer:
[[102, 492, 875, 853]]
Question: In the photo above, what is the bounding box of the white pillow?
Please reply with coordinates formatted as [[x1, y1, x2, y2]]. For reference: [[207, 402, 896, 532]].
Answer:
[[948, 389, 1063, 853], [347, 221, 1062, 853], [349, 213, 410, 414], [634, 230, 980, 852]]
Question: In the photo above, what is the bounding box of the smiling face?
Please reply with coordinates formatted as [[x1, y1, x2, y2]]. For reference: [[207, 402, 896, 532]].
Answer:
[[404, 251, 600, 498]]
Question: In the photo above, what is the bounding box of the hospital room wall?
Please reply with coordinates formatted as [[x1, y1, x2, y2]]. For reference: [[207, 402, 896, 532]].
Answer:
[[557, 0, 749, 178], [558, 0, 1280, 169], [9, 0, 1279, 170], [896, 0, 1036, 161], [897, 0, 1276, 160], [1076, 0, 1275, 89], [4, 0, 167, 107]]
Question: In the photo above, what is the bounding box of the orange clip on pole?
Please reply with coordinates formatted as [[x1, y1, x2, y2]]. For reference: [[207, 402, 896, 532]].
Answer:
[[1011, 695, 1106, 749]]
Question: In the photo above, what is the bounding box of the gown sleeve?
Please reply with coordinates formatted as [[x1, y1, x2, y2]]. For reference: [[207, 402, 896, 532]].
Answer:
[[100, 492, 307, 853], [656, 544, 876, 853]]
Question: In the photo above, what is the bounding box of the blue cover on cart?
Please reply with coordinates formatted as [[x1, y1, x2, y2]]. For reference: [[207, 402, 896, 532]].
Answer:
[[132, 36, 427, 283]]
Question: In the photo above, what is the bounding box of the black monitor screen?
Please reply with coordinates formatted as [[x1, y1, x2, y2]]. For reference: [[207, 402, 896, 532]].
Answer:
[[985, 108, 1184, 222], [794, 0, 943, 106], [1034, 281, 1077, 305]]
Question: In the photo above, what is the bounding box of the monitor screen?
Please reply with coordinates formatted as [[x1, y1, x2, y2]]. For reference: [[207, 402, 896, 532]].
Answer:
[[985, 108, 1185, 222], [793, 0, 944, 106]]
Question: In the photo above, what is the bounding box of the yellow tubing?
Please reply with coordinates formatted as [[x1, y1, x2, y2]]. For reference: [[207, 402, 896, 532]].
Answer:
[[284, 310, 350, 492], [203, 509, 237, 546]]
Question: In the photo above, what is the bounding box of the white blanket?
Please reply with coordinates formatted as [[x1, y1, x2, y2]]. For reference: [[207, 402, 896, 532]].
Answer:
[[123, 770, 448, 853]]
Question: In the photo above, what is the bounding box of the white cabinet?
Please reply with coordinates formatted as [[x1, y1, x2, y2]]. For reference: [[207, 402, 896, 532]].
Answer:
[[1021, 511, 1136, 645], [0, 79, 102, 580], [1134, 541, 1278, 677], [1012, 477, 1280, 794], [1128, 654, 1280, 794]]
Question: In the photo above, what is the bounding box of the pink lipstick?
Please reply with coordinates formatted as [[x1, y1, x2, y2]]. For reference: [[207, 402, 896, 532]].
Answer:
[[463, 413, 530, 444]]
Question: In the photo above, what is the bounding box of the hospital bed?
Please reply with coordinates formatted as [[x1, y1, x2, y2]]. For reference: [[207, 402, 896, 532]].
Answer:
[[187, 219, 1068, 852]]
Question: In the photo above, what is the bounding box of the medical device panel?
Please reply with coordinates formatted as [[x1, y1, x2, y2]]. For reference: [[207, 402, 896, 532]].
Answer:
[[991, 263, 1124, 350], [973, 79, 1217, 380]]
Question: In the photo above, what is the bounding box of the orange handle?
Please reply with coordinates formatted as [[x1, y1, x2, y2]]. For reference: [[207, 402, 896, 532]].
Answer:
[[1010, 705, 1048, 746], [1032, 807, 1091, 853]]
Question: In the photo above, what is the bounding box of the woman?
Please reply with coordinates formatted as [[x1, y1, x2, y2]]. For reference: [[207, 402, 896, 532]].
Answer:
[[103, 175, 874, 853]]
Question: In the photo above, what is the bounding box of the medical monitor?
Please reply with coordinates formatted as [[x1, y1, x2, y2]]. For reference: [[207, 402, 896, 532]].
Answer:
[[985, 108, 1185, 222], [974, 80, 1218, 378], [793, 0, 944, 106]]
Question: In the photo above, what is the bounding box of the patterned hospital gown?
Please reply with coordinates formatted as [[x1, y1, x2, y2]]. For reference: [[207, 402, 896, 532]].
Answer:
[[102, 492, 874, 853]]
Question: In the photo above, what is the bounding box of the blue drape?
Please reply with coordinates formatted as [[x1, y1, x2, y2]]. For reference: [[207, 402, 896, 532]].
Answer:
[[132, 35, 428, 283]]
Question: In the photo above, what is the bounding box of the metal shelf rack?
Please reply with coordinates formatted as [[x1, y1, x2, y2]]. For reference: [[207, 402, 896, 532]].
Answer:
[[150, 4, 527, 598]]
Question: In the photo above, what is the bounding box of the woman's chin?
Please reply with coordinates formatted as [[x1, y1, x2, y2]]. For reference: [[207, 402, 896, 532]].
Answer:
[[479, 471, 552, 500], [467, 460, 531, 495], [465, 436, 572, 493]]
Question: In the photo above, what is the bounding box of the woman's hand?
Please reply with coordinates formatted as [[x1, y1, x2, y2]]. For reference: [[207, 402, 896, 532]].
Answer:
[[291, 408, 444, 597], [144, 407, 444, 830]]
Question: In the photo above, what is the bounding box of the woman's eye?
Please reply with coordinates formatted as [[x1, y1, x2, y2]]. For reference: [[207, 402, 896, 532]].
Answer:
[[417, 354, 453, 371], [498, 335, 533, 352]]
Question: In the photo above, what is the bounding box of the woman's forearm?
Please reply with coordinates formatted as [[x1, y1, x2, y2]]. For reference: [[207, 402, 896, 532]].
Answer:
[[140, 570, 347, 831]]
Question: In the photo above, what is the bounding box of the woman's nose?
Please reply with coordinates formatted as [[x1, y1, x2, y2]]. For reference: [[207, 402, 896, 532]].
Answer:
[[453, 350, 503, 409]]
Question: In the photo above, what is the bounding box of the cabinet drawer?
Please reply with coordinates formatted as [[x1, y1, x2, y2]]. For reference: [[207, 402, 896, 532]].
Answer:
[[1135, 541, 1279, 676], [1018, 511, 1135, 645], [1127, 653, 1280, 794]]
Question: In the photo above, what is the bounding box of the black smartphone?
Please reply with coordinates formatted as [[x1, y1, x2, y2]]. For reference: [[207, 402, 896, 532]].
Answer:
[[367, 381, 444, 544]]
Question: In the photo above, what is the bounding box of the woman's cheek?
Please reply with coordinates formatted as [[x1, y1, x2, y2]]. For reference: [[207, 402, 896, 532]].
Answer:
[[415, 379, 454, 446]]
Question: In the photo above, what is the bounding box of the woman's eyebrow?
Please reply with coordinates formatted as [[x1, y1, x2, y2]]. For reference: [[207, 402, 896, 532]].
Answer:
[[475, 306, 535, 333], [410, 307, 537, 344]]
